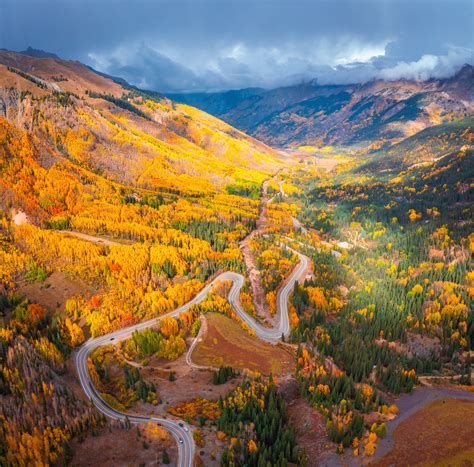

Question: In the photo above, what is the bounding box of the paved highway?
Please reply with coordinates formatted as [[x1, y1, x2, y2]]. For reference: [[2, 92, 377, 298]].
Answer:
[[75, 247, 310, 466], [74, 276, 228, 467], [72, 172, 468, 466]]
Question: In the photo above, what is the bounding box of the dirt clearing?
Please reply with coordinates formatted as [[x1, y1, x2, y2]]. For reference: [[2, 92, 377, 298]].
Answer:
[[140, 363, 237, 410], [19, 271, 93, 311], [70, 423, 178, 467], [280, 377, 339, 466], [191, 312, 295, 375]]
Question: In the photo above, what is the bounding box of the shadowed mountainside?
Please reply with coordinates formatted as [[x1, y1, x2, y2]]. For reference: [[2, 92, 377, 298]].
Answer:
[[170, 65, 474, 148]]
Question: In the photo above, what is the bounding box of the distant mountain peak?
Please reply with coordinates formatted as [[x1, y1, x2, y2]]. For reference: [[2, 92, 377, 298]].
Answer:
[[20, 47, 60, 60], [455, 63, 474, 79], [441, 63, 474, 100]]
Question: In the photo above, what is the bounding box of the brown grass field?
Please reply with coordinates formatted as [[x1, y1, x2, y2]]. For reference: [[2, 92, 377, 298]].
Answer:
[[191, 313, 294, 375], [19, 271, 93, 312], [373, 398, 474, 466]]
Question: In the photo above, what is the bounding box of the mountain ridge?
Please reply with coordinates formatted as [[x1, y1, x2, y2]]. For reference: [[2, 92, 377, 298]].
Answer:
[[169, 64, 474, 147]]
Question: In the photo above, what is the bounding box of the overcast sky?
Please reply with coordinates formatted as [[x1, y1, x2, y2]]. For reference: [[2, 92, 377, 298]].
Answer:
[[1, 0, 473, 92]]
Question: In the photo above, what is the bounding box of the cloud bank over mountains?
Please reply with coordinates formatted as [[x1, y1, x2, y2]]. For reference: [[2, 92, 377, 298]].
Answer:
[[2, 0, 473, 92]]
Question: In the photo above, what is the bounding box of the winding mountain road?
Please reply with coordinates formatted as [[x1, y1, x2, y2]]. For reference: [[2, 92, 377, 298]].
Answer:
[[71, 171, 345, 465], [71, 173, 464, 466], [74, 250, 311, 466]]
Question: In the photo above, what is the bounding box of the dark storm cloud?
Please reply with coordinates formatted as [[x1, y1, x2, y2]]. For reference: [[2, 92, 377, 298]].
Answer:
[[1, 0, 473, 92]]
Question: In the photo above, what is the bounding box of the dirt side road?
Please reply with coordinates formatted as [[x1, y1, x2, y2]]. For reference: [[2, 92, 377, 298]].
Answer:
[[238, 178, 274, 322]]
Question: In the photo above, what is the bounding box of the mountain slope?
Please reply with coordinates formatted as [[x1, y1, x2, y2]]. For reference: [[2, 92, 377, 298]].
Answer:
[[358, 117, 474, 172], [168, 87, 266, 117], [171, 65, 474, 147], [0, 50, 282, 340], [0, 50, 285, 202]]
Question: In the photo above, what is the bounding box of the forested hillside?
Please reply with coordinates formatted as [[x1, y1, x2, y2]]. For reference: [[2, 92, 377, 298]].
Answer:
[[359, 118, 474, 171], [286, 122, 473, 457], [0, 50, 284, 207]]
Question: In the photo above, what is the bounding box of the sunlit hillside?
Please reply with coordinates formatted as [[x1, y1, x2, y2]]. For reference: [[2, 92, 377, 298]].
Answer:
[[0, 50, 291, 337], [0, 50, 285, 205], [359, 118, 474, 172], [0, 51, 289, 464]]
